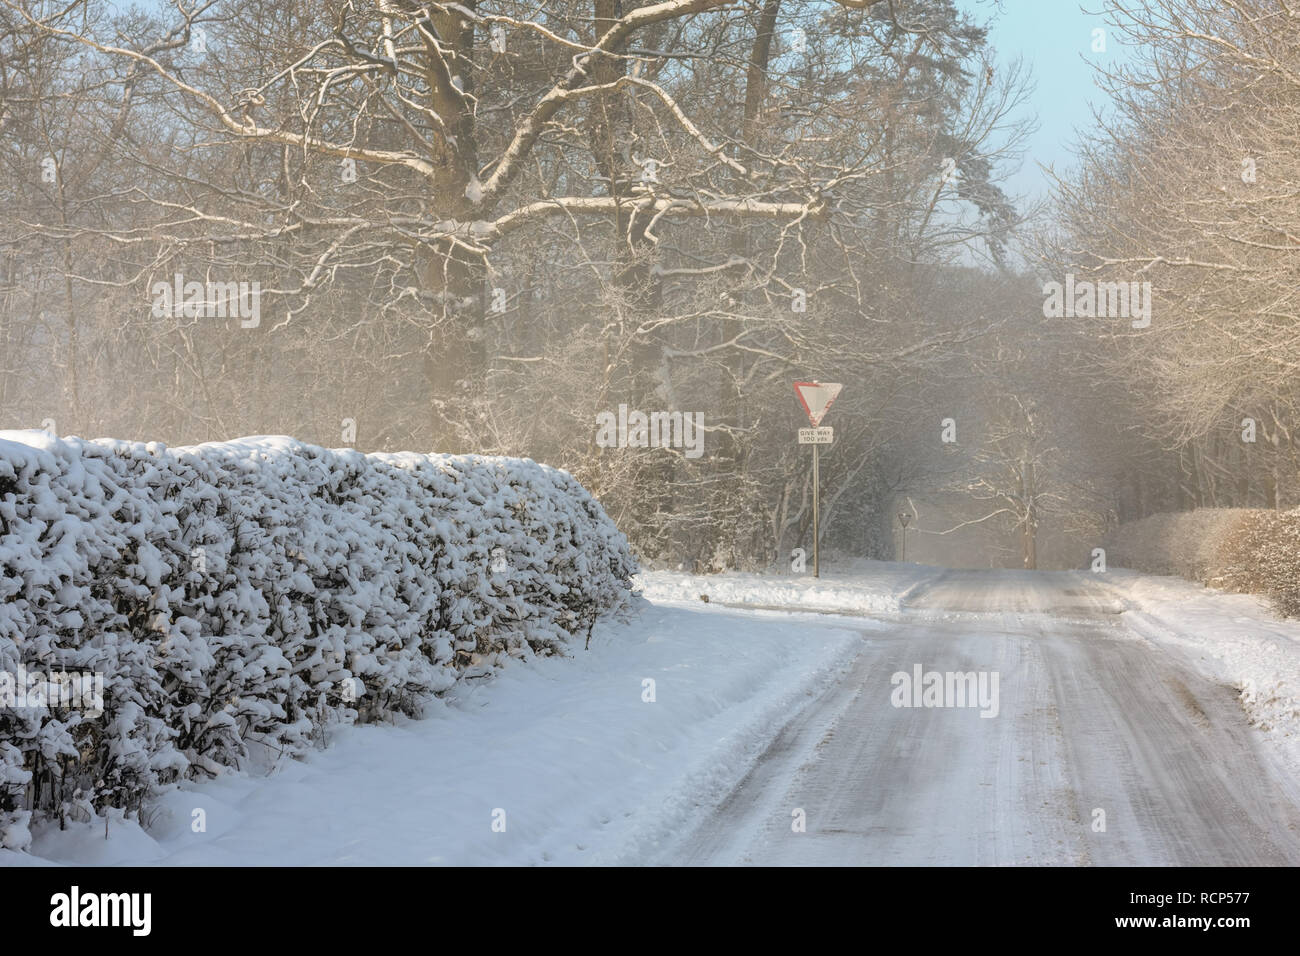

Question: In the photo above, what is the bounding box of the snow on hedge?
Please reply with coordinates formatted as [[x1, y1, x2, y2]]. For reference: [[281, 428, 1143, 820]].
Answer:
[[1102, 508, 1258, 580], [0, 431, 635, 851]]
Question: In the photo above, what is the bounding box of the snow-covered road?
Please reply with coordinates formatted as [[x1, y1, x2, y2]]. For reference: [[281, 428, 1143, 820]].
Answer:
[[660, 570, 1300, 865]]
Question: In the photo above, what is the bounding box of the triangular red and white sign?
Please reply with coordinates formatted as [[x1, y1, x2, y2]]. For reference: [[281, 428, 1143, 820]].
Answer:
[[794, 381, 842, 427]]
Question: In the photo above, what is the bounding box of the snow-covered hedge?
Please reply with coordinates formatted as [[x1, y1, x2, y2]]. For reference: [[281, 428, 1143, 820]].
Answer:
[[1103, 509, 1258, 579], [1215, 510, 1300, 617], [1104, 507, 1300, 616], [0, 432, 635, 850]]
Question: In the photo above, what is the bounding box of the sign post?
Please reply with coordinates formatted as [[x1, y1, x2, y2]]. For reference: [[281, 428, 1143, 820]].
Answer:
[[794, 382, 842, 578], [814, 441, 819, 577]]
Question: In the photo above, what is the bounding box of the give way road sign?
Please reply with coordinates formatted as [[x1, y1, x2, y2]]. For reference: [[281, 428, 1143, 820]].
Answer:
[[793, 381, 843, 427]]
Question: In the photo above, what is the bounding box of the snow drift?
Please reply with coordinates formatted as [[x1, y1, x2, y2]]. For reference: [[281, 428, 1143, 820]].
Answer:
[[0, 431, 635, 851]]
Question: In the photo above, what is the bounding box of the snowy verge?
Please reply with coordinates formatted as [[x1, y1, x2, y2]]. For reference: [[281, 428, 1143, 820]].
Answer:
[[1097, 570, 1300, 778], [5, 597, 869, 866], [634, 559, 940, 616]]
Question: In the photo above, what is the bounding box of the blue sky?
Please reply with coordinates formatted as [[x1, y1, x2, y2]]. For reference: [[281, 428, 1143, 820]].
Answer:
[[959, 0, 1131, 204]]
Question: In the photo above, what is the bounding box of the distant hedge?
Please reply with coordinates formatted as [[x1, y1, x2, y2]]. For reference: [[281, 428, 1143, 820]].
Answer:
[[0, 432, 635, 851], [1103, 507, 1300, 616]]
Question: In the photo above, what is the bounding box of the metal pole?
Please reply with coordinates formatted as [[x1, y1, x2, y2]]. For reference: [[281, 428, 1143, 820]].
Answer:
[[813, 442, 820, 578], [900, 524, 906, 563]]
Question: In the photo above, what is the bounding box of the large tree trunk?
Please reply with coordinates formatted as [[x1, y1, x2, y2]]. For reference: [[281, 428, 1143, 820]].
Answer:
[[421, 4, 486, 449]]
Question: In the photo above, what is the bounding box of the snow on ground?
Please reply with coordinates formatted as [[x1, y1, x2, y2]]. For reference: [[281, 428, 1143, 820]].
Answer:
[[5, 596, 873, 867], [1098, 569, 1300, 780], [635, 558, 938, 615]]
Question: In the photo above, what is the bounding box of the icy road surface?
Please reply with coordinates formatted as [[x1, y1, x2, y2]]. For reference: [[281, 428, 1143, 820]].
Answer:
[[659, 570, 1300, 866]]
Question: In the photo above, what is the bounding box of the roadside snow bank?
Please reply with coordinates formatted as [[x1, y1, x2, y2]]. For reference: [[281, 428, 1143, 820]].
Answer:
[[0, 431, 634, 852], [1100, 571, 1300, 777], [635, 559, 937, 616]]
